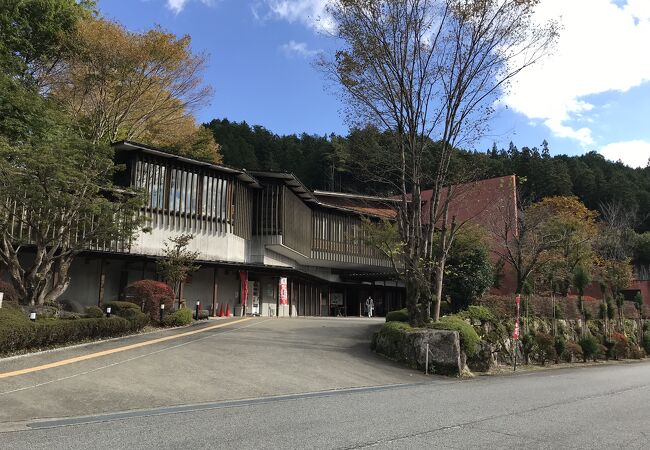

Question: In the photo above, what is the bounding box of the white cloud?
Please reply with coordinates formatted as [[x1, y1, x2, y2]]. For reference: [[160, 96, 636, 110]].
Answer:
[[281, 40, 320, 58], [166, 0, 213, 14], [599, 140, 650, 168], [504, 0, 650, 146], [256, 0, 335, 33]]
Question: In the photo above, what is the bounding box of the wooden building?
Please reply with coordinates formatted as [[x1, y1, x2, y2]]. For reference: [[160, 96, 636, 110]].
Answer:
[[58, 141, 404, 317]]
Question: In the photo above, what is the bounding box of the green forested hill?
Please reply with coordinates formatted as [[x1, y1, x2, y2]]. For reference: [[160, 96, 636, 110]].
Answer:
[[205, 119, 650, 231]]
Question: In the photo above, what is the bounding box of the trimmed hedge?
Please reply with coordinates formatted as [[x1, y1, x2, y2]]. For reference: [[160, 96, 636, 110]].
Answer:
[[0, 302, 148, 355], [385, 308, 409, 323], [161, 307, 193, 327], [428, 316, 480, 357]]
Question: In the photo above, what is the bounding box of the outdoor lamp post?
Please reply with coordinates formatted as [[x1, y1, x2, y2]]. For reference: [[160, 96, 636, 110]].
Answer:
[[195, 301, 200, 320], [106, 306, 112, 318], [160, 303, 165, 322], [30, 311, 36, 322]]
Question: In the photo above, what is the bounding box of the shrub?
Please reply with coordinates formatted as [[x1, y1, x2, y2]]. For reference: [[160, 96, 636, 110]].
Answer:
[[124, 280, 175, 323], [534, 332, 556, 365], [117, 308, 149, 330], [579, 335, 600, 362], [458, 305, 496, 323], [630, 347, 646, 359], [105, 301, 141, 315], [104, 300, 148, 330], [610, 332, 628, 360], [197, 309, 209, 320], [0, 302, 31, 351], [428, 316, 480, 357], [85, 306, 104, 318], [521, 333, 536, 365], [643, 331, 650, 355], [385, 308, 409, 323], [565, 342, 583, 362], [554, 336, 567, 364], [380, 320, 413, 339], [161, 307, 193, 327]]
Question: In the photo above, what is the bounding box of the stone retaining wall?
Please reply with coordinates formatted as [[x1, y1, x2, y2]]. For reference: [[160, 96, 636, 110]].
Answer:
[[374, 327, 465, 376]]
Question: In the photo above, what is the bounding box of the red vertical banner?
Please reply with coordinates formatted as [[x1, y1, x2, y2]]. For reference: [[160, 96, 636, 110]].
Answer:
[[513, 294, 521, 340], [240, 271, 248, 306], [279, 277, 288, 305]]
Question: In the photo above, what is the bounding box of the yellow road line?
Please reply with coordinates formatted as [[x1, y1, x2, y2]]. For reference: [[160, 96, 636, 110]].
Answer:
[[0, 317, 253, 380]]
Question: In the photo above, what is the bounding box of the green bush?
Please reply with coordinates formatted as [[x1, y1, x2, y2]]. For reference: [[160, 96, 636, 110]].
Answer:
[[105, 301, 141, 315], [385, 308, 409, 323], [458, 305, 496, 323], [428, 316, 479, 357], [579, 335, 600, 362], [85, 306, 104, 318], [161, 307, 193, 327], [379, 321, 412, 341], [118, 308, 149, 330]]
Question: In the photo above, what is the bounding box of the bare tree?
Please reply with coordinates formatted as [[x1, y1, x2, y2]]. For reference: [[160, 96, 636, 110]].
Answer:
[[322, 0, 557, 323]]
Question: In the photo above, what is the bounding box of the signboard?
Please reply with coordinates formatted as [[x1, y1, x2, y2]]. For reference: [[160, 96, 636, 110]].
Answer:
[[279, 277, 288, 305]]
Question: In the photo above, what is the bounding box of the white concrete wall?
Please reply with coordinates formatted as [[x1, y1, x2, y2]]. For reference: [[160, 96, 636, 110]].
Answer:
[[131, 218, 249, 263]]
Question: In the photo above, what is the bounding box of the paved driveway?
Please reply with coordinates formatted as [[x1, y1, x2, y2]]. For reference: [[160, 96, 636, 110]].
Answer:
[[0, 317, 429, 427]]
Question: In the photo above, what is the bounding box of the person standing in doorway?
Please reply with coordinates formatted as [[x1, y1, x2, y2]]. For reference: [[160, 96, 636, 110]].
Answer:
[[365, 296, 374, 318]]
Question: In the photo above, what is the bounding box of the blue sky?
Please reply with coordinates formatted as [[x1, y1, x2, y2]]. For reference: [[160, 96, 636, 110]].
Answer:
[[99, 0, 650, 167]]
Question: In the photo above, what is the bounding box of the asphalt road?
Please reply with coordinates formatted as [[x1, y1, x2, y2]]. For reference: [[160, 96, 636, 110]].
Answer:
[[2, 318, 650, 449]]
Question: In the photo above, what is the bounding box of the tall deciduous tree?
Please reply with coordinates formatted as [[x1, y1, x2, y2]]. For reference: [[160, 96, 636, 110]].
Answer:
[[49, 17, 221, 162], [491, 194, 567, 295], [321, 0, 557, 324], [0, 0, 144, 306]]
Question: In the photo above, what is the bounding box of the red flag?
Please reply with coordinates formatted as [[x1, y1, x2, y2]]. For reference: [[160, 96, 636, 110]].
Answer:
[[279, 277, 288, 305], [513, 320, 520, 340], [239, 271, 248, 306]]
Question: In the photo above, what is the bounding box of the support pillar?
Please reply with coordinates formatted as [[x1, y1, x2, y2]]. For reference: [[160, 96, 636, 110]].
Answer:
[[97, 259, 106, 307], [211, 267, 218, 316]]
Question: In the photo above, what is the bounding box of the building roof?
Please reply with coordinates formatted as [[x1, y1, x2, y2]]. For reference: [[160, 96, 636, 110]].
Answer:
[[113, 141, 261, 188], [313, 191, 399, 219], [249, 170, 317, 204]]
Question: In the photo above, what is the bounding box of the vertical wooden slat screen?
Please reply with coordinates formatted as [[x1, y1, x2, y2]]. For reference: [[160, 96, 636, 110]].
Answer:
[[309, 208, 392, 268], [127, 151, 255, 241]]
